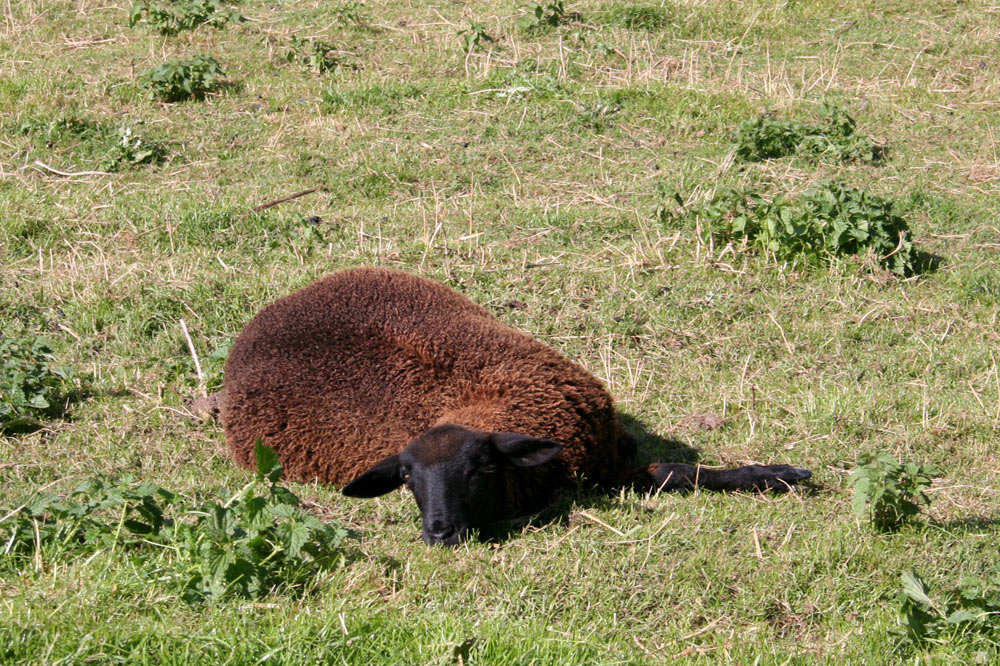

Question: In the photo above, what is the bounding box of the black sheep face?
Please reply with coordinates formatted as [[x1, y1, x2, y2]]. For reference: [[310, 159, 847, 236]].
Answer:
[[342, 424, 562, 545]]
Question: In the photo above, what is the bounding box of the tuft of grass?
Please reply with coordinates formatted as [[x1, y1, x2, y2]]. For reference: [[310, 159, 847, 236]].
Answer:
[[600, 3, 670, 30], [321, 81, 423, 114]]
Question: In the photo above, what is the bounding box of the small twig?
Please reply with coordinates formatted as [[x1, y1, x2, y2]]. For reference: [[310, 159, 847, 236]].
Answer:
[[576, 510, 626, 537], [752, 527, 764, 560], [252, 188, 317, 212], [882, 230, 907, 260], [32, 160, 112, 177], [179, 319, 206, 397], [33, 518, 42, 571], [548, 523, 581, 549], [767, 312, 794, 355], [669, 616, 724, 644]]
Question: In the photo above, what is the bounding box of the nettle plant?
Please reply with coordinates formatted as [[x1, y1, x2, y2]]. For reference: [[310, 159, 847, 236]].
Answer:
[[734, 103, 883, 164], [0, 334, 75, 430], [518, 1, 577, 34], [658, 181, 918, 276], [129, 0, 243, 35], [100, 125, 167, 170], [178, 443, 353, 602], [139, 56, 225, 102], [848, 452, 939, 532], [16, 114, 166, 171], [0, 443, 354, 603], [331, 1, 370, 29], [899, 570, 1000, 648], [286, 36, 341, 74], [459, 22, 495, 54]]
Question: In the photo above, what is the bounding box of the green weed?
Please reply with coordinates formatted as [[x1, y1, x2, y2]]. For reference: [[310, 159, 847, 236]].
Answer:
[[518, 1, 577, 34], [15, 114, 166, 171], [128, 0, 243, 35], [459, 22, 495, 54], [734, 103, 883, 163], [0, 335, 75, 431], [660, 182, 918, 276], [331, 1, 370, 29], [899, 570, 1000, 649], [0, 443, 354, 603], [578, 100, 621, 131], [849, 452, 939, 532], [286, 36, 342, 74], [475, 59, 567, 102], [175, 442, 354, 602], [1, 476, 176, 560], [139, 56, 226, 102], [100, 125, 168, 170]]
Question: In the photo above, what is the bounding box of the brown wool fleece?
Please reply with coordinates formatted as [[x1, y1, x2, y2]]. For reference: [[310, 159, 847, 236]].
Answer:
[[220, 267, 638, 510]]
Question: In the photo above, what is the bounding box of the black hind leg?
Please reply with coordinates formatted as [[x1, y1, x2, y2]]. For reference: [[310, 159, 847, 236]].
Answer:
[[647, 463, 811, 492]]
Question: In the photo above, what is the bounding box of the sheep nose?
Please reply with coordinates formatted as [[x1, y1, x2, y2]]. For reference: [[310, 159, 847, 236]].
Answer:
[[426, 525, 455, 542]]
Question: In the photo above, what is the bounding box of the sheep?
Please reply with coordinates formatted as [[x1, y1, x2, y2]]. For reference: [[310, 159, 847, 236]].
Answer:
[[219, 267, 811, 544]]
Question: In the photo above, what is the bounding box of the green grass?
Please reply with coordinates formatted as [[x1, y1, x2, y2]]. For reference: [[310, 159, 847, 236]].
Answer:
[[3, 0, 1000, 663]]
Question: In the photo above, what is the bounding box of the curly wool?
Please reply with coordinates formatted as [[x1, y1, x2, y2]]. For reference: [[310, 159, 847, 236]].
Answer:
[[220, 268, 637, 512]]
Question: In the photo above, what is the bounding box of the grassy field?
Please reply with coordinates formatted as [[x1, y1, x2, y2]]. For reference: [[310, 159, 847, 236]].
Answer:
[[2, 0, 999, 663]]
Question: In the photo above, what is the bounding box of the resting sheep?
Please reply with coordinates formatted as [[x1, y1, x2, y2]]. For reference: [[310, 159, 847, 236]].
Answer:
[[220, 267, 810, 544]]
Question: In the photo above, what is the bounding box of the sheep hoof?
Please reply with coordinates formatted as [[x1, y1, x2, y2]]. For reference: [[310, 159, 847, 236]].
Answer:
[[756, 465, 811, 492]]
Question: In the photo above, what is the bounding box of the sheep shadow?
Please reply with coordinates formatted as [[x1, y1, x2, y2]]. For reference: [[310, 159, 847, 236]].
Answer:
[[911, 249, 943, 276], [480, 414, 703, 543], [930, 515, 1000, 533], [618, 412, 701, 466]]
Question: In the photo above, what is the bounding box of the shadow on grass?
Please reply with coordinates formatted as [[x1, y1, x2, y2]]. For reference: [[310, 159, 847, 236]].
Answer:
[[480, 415, 708, 543], [912, 249, 943, 276], [481, 489, 621, 544], [931, 515, 1000, 533], [479, 414, 822, 543], [618, 412, 701, 465]]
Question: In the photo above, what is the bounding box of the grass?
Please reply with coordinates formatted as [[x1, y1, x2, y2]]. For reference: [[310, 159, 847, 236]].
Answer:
[[2, 0, 1000, 663]]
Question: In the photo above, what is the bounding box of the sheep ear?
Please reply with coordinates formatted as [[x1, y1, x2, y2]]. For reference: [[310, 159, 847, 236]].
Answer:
[[342, 455, 404, 497], [491, 432, 562, 468]]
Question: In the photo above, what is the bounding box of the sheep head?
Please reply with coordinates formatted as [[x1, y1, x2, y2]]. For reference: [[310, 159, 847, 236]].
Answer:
[[341, 424, 562, 545]]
